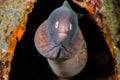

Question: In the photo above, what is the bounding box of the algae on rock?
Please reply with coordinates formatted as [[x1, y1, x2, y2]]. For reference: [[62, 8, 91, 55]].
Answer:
[[0, 0, 34, 80]]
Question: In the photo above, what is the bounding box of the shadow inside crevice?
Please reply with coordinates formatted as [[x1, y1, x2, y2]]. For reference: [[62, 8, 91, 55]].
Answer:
[[9, 0, 115, 80], [71, 12, 115, 80]]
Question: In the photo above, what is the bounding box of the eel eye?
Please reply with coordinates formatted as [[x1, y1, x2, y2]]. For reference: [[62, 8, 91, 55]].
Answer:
[[55, 21, 59, 29], [70, 24, 72, 30]]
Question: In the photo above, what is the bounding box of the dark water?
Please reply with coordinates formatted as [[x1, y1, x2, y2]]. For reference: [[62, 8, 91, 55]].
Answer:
[[9, 0, 115, 80]]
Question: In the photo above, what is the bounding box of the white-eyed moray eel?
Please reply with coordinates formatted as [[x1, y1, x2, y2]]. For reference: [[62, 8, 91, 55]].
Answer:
[[34, 0, 87, 79]]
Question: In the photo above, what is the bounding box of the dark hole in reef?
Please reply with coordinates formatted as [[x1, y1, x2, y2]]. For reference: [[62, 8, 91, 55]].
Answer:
[[9, 0, 115, 80]]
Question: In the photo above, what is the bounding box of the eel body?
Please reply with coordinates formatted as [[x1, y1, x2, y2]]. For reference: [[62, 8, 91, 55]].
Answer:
[[34, 0, 87, 79]]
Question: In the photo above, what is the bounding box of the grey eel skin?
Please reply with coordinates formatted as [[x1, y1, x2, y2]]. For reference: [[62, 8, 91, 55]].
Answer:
[[34, 0, 87, 79]]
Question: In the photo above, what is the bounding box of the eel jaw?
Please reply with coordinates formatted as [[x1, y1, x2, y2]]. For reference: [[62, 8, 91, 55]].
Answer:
[[41, 43, 71, 61]]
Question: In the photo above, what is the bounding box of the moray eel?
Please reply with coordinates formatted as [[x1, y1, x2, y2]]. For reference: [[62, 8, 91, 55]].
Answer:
[[34, 0, 87, 78]]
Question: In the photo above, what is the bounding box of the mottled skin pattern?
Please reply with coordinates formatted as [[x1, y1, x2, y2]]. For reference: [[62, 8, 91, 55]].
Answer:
[[34, 1, 87, 79]]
